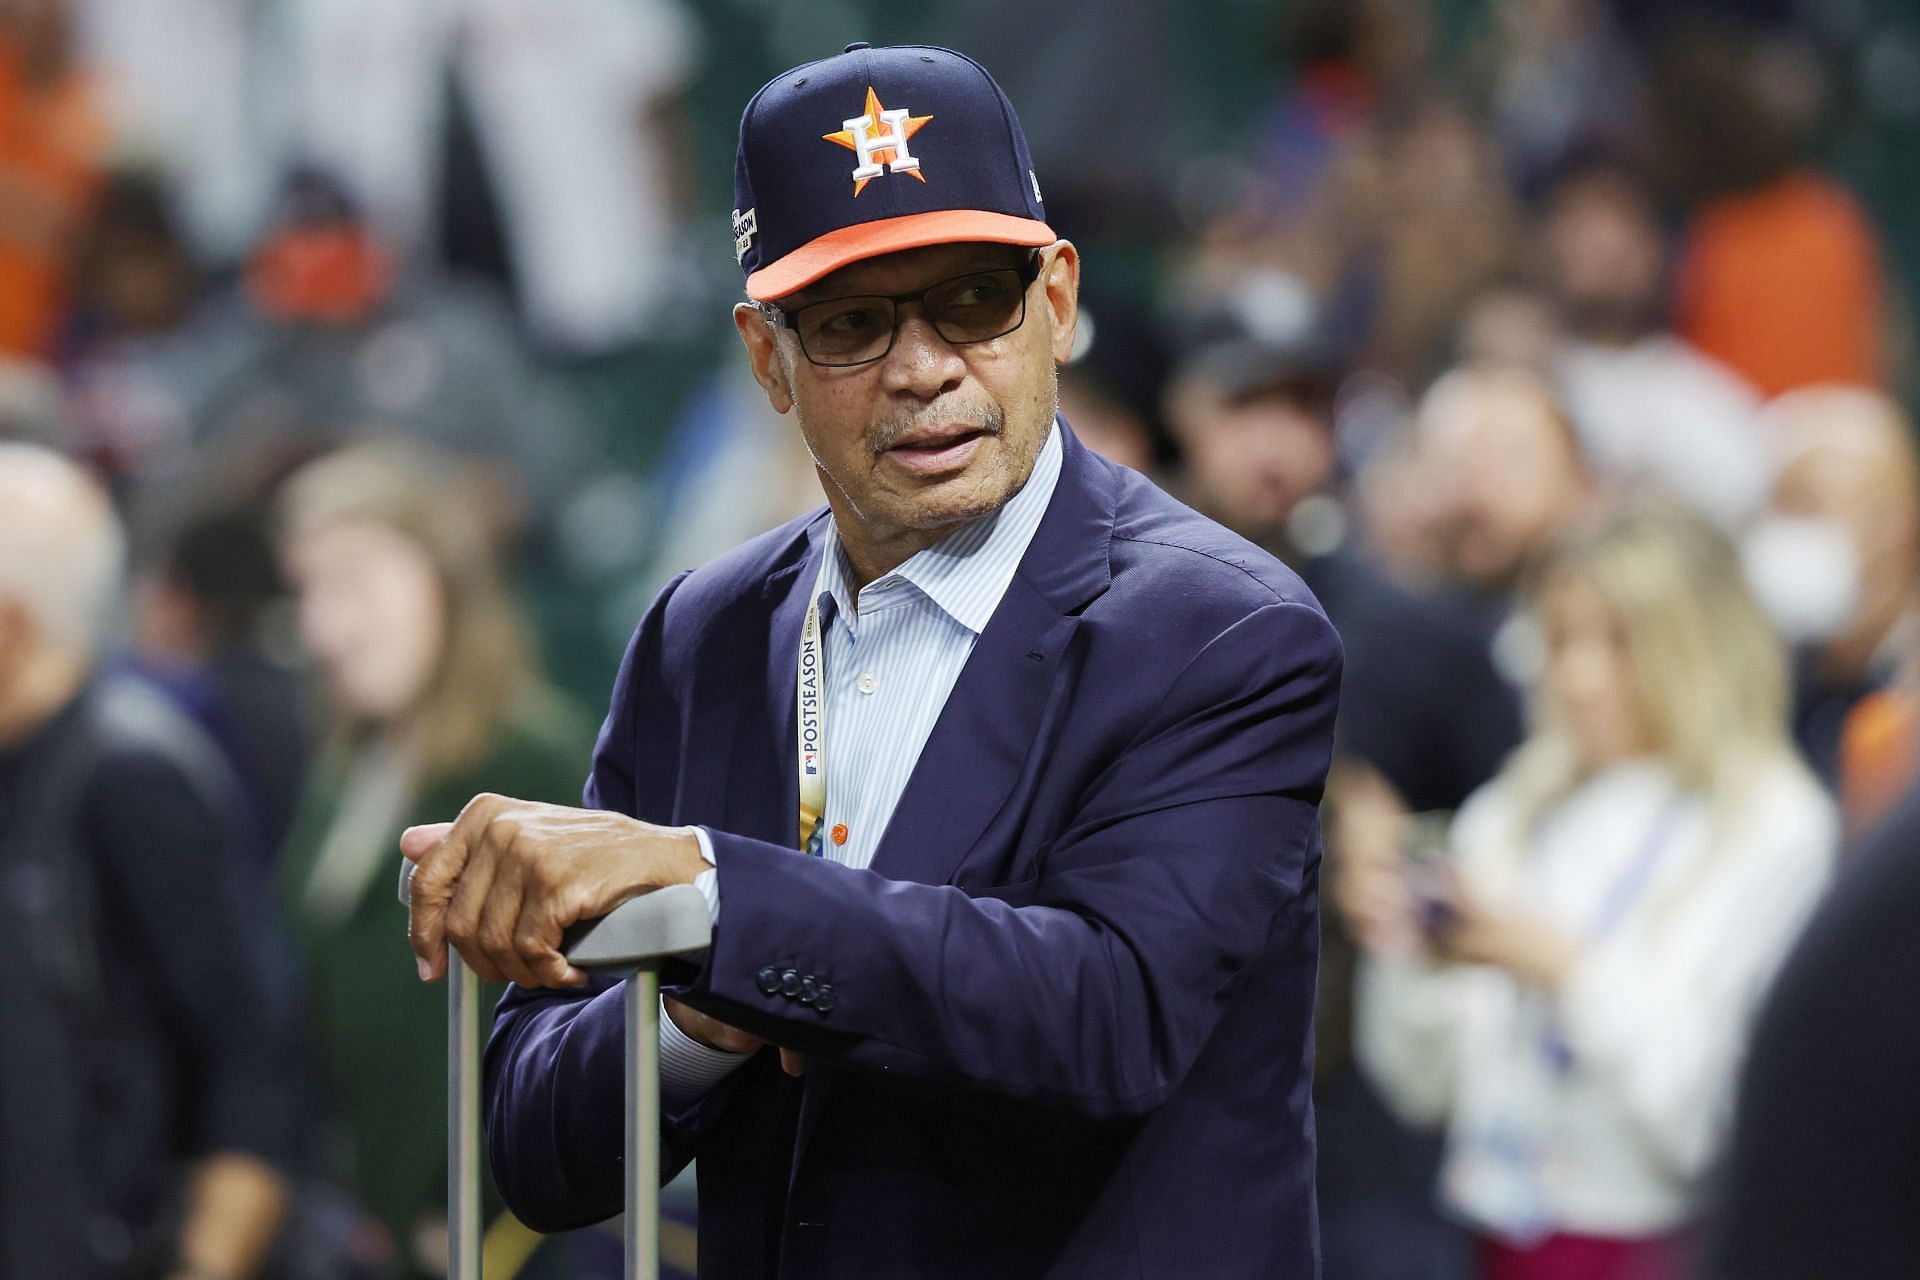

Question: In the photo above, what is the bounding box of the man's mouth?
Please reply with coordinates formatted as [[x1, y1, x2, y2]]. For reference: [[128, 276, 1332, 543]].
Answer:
[[883, 426, 991, 476]]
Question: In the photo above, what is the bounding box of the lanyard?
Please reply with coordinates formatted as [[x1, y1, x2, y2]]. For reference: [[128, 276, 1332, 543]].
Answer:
[[1580, 789, 1688, 944], [796, 587, 828, 857], [1536, 786, 1690, 1076]]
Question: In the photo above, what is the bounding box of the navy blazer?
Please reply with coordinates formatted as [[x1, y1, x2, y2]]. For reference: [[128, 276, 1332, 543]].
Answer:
[[485, 424, 1343, 1278]]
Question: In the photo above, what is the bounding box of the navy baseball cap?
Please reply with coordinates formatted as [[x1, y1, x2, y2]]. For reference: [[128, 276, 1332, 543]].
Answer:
[[732, 43, 1056, 301]]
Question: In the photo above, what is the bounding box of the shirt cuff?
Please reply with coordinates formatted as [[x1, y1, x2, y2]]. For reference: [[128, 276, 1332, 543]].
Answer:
[[691, 825, 720, 925], [658, 993, 754, 1111]]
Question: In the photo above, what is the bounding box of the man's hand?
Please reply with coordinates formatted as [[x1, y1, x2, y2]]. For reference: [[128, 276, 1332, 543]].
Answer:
[[665, 998, 807, 1076], [665, 995, 763, 1053], [402, 794, 707, 988]]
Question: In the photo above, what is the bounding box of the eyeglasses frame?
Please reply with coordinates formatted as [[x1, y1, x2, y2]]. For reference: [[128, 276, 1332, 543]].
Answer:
[[757, 249, 1047, 368]]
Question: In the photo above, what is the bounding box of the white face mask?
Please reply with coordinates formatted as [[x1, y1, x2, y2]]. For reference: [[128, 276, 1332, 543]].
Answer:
[[1741, 516, 1862, 646]]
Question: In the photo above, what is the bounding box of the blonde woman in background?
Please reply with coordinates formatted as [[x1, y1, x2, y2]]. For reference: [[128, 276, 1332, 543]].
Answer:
[[1337, 501, 1835, 1280], [276, 441, 598, 1280]]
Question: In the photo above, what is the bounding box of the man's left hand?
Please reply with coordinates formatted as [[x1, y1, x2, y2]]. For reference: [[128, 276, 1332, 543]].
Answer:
[[402, 794, 707, 988]]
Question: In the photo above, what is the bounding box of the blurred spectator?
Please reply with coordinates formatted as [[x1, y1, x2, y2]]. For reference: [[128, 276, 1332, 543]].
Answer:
[[1171, 316, 1528, 814], [1355, 97, 1523, 384], [0, 0, 109, 357], [1420, 365, 1600, 604], [275, 441, 596, 1279], [131, 494, 310, 866], [1541, 155, 1768, 528], [74, 0, 285, 264], [183, 168, 581, 522], [286, 0, 700, 355], [1705, 775, 1920, 1280], [1475, 0, 1642, 198], [1741, 386, 1919, 787], [1344, 501, 1835, 1280], [57, 170, 212, 481], [0, 443, 298, 1280], [1655, 23, 1890, 396], [1201, 0, 1428, 309]]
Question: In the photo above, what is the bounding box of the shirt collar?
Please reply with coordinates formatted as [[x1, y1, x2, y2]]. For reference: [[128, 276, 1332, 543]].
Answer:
[[816, 418, 1063, 635]]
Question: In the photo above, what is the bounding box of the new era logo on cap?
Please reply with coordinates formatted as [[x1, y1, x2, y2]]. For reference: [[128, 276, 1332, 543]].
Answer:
[[732, 43, 1054, 301]]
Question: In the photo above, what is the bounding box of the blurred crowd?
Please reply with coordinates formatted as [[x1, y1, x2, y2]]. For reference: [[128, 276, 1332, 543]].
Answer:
[[2, 0, 1918, 1278]]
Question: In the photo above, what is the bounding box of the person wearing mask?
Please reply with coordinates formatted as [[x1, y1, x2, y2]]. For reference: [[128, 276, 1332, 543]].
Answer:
[[1342, 501, 1836, 1280], [276, 441, 596, 1279], [1740, 386, 1920, 789], [0, 444, 297, 1280]]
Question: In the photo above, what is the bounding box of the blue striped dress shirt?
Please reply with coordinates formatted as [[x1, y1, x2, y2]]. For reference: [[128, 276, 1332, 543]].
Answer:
[[659, 420, 1065, 1105]]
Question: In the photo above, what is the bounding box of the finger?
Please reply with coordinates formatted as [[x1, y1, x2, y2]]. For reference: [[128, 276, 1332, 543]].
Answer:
[[401, 822, 455, 861], [779, 1048, 807, 1077], [477, 861, 538, 988], [519, 898, 588, 989], [444, 838, 502, 982], [408, 824, 475, 982]]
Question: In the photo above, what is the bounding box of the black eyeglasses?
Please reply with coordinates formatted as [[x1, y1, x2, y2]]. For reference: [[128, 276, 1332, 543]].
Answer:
[[761, 252, 1044, 367]]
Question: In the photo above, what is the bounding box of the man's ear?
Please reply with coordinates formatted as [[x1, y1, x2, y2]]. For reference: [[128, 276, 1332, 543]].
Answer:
[[734, 302, 795, 414], [1041, 240, 1081, 366]]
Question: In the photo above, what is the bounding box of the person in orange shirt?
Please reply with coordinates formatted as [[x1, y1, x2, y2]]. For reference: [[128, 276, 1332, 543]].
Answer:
[[1674, 171, 1886, 398], [0, 0, 109, 357]]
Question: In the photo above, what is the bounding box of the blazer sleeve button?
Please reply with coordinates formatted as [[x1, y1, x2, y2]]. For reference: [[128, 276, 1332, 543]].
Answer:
[[756, 967, 782, 995], [780, 969, 804, 998], [812, 983, 836, 1013]]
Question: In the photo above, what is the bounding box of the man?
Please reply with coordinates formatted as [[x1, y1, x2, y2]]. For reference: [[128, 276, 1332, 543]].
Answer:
[[0, 445, 298, 1279], [1741, 386, 1920, 787], [403, 44, 1342, 1278], [1541, 155, 1768, 529]]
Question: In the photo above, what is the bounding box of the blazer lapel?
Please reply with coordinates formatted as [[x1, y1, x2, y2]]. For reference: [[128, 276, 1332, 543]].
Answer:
[[789, 424, 1117, 1183], [866, 423, 1116, 889]]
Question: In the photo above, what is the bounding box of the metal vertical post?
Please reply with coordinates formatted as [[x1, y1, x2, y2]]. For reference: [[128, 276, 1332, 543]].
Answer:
[[449, 958, 483, 1280], [626, 968, 661, 1280]]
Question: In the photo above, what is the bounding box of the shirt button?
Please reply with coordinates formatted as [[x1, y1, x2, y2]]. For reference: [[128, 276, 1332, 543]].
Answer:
[[857, 672, 878, 695], [756, 967, 781, 995]]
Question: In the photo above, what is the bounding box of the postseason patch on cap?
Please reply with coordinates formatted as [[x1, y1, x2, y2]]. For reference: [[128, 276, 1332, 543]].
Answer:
[[732, 43, 1055, 300]]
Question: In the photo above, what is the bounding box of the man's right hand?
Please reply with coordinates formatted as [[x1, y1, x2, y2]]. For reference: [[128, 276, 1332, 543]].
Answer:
[[665, 997, 807, 1076], [665, 995, 764, 1054]]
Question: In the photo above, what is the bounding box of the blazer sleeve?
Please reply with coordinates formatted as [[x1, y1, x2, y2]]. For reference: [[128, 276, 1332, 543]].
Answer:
[[680, 598, 1340, 1117]]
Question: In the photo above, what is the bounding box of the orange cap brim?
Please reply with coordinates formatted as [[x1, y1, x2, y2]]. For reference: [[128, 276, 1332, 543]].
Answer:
[[746, 209, 1057, 301]]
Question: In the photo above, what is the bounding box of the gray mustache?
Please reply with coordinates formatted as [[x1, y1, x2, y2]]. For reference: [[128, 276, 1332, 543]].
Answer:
[[870, 402, 1004, 453]]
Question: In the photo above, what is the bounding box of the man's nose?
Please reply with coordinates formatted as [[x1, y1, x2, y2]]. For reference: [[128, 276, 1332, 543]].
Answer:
[[878, 306, 967, 400]]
